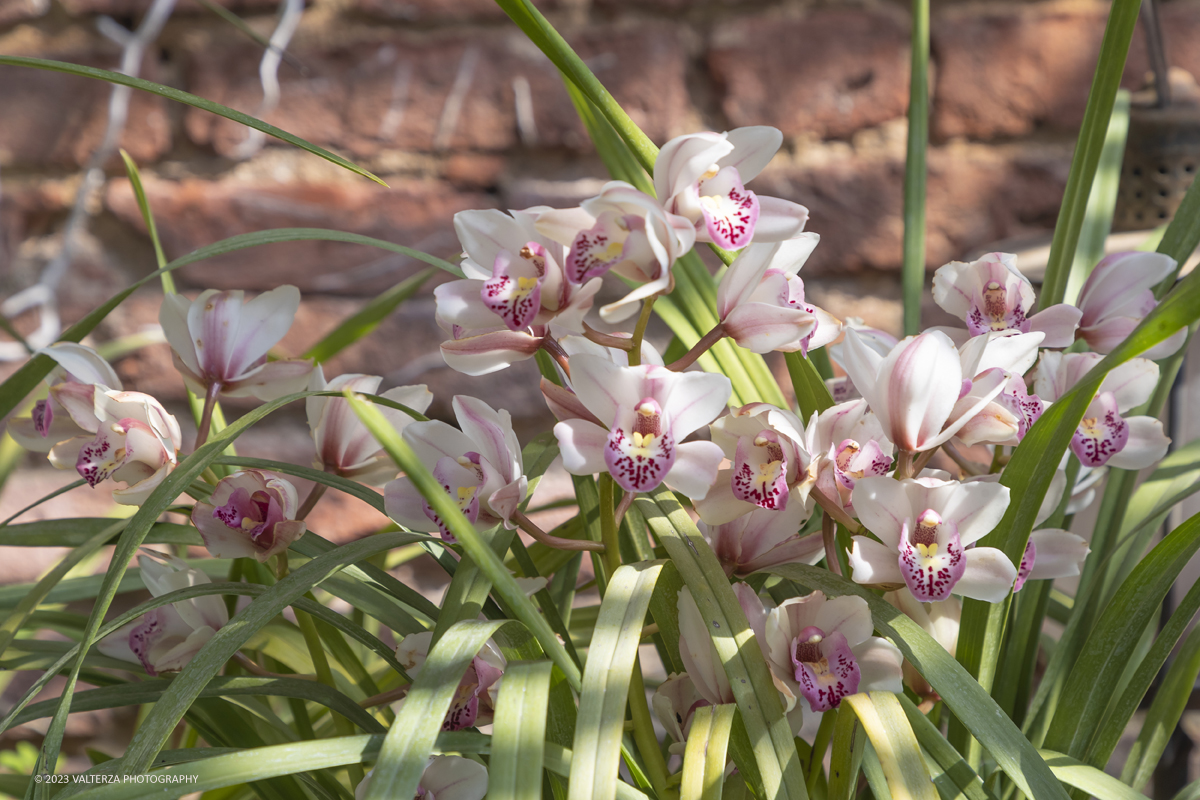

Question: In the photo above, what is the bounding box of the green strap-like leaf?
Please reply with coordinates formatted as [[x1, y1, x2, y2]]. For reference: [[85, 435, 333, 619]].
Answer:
[[636, 488, 809, 800], [570, 561, 664, 800], [765, 563, 1070, 800], [680, 704, 737, 800], [0, 56, 384, 185], [826, 705, 866, 800], [1038, 750, 1150, 800], [785, 352, 835, 420], [895, 694, 992, 800], [841, 692, 937, 800], [365, 620, 508, 800], [0, 519, 199, 548], [491, 661, 554, 800]]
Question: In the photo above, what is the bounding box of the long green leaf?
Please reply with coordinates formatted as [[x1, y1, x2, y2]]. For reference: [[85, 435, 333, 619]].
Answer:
[[765, 563, 1070, 800], [0, 519, 199, 548], [0, 56, 384, 185], [490, 661, 554, 800], [304, 268, 435, 363], [1038, 750, 1150, 800], [570, 561, 664, 800], [895, 694, 992, 800], [681, 704, 737, 800], [365, 620, 508, 800], [842, 692, 937, 800], [636, 488, 809, 800], [826, 703, 866, 800]]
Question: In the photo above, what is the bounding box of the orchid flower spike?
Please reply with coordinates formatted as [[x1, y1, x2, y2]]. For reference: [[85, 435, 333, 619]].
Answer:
[[396, 631, 505, 731], [655, 126, 809, 249], [9, 342, 122, 454], [160, 286, 313, 400], [849, 476, 1017, 602], [307, 367, 433, 484], [698, 402, 816, 523], [385, 396, 526, 542], [44, 388, 182, 506], [191, 470, 306, 562], [932, 252, 1081, 347], [764, 591, 903, 715], [884, 587, 960, 696], [840, 328, 1009, 454], [97, 551, 229, 676], [716, 237, 842, 354], [553, 352, 731, 498], [435, 208, 603, 374], [1033, 352, 1170, 469], [702, 502, 824, 578], [1075, 251, 1186, 358], [356, 757, 489, 800], [535, 182, 696, 322]]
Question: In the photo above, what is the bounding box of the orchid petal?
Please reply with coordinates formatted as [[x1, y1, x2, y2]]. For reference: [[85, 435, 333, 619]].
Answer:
[[848, 536, 905, 586], [665, 440, 724, 500], [1028, 304, 1083, 348], [1105, 415, 1170, 470], [554, 420, 610, 476], [954, 547, 1018, 602], [439, 330, 543, 376]]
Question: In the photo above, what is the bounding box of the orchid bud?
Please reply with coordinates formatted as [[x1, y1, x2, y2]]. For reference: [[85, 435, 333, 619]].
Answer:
[[1076, 251, 1186, 359], [654, 126, 808, 249], [385, 396, 527, 542], [159, 286, 313, 400], [191, 470, 306, 563], [97, 551, 229, 676], [553, 352, 730, 499]]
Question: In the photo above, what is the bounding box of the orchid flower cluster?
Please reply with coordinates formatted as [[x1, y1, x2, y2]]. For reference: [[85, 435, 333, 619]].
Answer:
[[7, 119, 1187, 796]]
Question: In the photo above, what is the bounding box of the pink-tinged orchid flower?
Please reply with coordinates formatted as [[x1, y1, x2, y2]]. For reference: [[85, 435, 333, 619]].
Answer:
[[553, 354, 730, 498], [949, 330, 1048, 447], [932, 252, 1081, 347], [435, 208, 603, 374], [652, 672, 710, 752], [764, 591, 903, 715], [191, 470, 306, 562], [536, 183, 696, 323], [97, 552, 229, 677], [826, 321, 898, 403], [307, 367, 433, 484], [716, 237, 842, 355], [539, 334, 663, 425], [1075, 251, 1186, 358], [805, 399, 895, 516], [1013, 528, 1090, 592], [1033, 352, 1169, 469], [357, 757, 488, 800], [396, 631, 505, 731], [384, 396, 526, 542], [849, 476, 1016, 602], [678, 584, 772, 708], [884, 587, 960, 697], [702, 502, 824, 577], [9, 343, 123, 454], [44, 389, 182, 506], [159, 286, 313, 400], [655, 127, 808, 249], [840, 329, 1010, 454]]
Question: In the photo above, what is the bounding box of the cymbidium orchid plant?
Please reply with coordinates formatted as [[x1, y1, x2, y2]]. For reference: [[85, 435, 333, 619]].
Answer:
[[4, 5, 1199, 798]]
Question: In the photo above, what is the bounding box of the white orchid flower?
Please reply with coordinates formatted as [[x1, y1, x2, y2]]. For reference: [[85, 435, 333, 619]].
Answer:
[[539, 334, 662, 425], [652, 672, 709, 750], [848, 476, 1016, 602], [654, 126, 808, 249], [384, 396, 526, 542], [701, 502, 824, 578], [307, 367, 433, 484], [804, 399, 894, 516], [1075, 251, 1186, 358], [159, 286, 313, 401], [97, 551, 229, 676], [553, 353, 730, 498], [191, 470, 306, 562], [764, 591, 903, 715], [1033, 352, 1169, 469], [395, 631, 505, 731], [356, 757, 488, 800], [932, 252, 1081, 347], [715, 236, 842, 355], [536, 182, 696, 323], [8, 342, 123, 453]]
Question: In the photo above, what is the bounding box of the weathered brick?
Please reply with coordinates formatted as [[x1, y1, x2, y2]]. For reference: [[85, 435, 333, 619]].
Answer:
[[708, 8, 912, 139], [932, 1, 1200, 140], [0, 0, 49, 27], [0, 51, 170, 167], [750, 145, 1068, 275], [183, 25, 692, 157], [352, 0, 546, 23], [57, 0, 277, 16], [105, 175, 497, 293]]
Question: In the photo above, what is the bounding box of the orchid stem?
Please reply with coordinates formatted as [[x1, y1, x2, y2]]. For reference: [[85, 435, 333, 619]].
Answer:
[[614, 490, 635, 533], [895, 450, 915, 480], [821, 510, 843, 577], [193, 381, 222, 452], [232, 652, 316, 680], [943, 442, 987, 477], [809, 486, 861, 534], [359, 685, 409, 709], [541, 335, 571, 379], [667, 323, 726, 372], [913, 448, 937, 475], [296, 598, 364, 784], [512, 509, 605, 552], [628, 295, 657, 367], [296, 482, 328, 521], [598, 474, 622, 577], [583, 322, 634, 351]]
